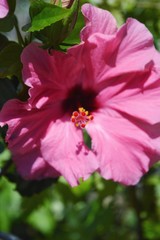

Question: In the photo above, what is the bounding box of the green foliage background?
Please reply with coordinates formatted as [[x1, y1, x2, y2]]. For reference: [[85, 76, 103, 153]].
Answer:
[[0, 0, 160, 240]]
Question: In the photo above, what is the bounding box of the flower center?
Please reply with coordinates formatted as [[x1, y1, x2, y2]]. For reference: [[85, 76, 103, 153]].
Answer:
[[62, 85, 98, 128], [71, 107, 94, 129], [62, 85, 98, 113]]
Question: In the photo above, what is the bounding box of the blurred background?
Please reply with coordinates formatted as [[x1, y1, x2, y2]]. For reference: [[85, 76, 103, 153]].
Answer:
[[0, 0, 160, 240]]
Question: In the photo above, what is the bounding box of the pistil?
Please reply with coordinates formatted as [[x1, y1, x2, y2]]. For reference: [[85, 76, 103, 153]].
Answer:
[[71, 107, 94, 129]]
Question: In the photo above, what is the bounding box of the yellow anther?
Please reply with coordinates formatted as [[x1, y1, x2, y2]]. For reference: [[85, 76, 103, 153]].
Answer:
[[71, 107, 94, 129], [85, 111, 89, 115]]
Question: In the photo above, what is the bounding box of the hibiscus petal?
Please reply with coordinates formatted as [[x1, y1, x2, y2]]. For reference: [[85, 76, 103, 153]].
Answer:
[[68, 34, 115, 89], [0, 0, 9, 18], [81, 3, 117, 40], [69, 15, 159, 88], [97, 69, 160, 125], [86, 111, 160, 185], [14, 148, 60, 180], [111, 97, 160, 125], [40, 116, 98, 186], [21, 43, 82, 108], [105, 18, 160, 79], [0, 99, 61, 179]]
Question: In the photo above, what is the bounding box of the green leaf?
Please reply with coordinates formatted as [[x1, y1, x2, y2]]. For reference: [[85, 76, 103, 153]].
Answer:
[[27, 204, 56, 234], [0, 15, 15, 32], [0, 177, 21, 232], [0, 78, 17, 109], [22, 23, 31, 32], [25, 0, 79, 48], [72, 177, 93, 197], [0, 42, 22, 78], [54, 0, 79, 47], [0, 34, 8, 51], [60, 11, 84, 50], [29, 0, 47, 19], [22, 0, 47, 32], [28, 5, 72, 32]]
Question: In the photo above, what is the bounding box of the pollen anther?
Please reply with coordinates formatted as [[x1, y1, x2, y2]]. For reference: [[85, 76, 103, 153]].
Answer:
[[71, 107, 94, 129]]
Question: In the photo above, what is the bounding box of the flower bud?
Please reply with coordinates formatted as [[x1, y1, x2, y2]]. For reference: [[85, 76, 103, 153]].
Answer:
[[54, 0, 74, 8]]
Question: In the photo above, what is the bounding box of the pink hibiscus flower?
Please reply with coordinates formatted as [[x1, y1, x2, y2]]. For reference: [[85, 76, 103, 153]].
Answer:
[[0, 0, 9, 18], [0, 4, 160, 186]]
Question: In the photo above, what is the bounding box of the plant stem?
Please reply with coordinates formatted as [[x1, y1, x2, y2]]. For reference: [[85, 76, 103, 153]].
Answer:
[[13, 16, 25, 47]]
